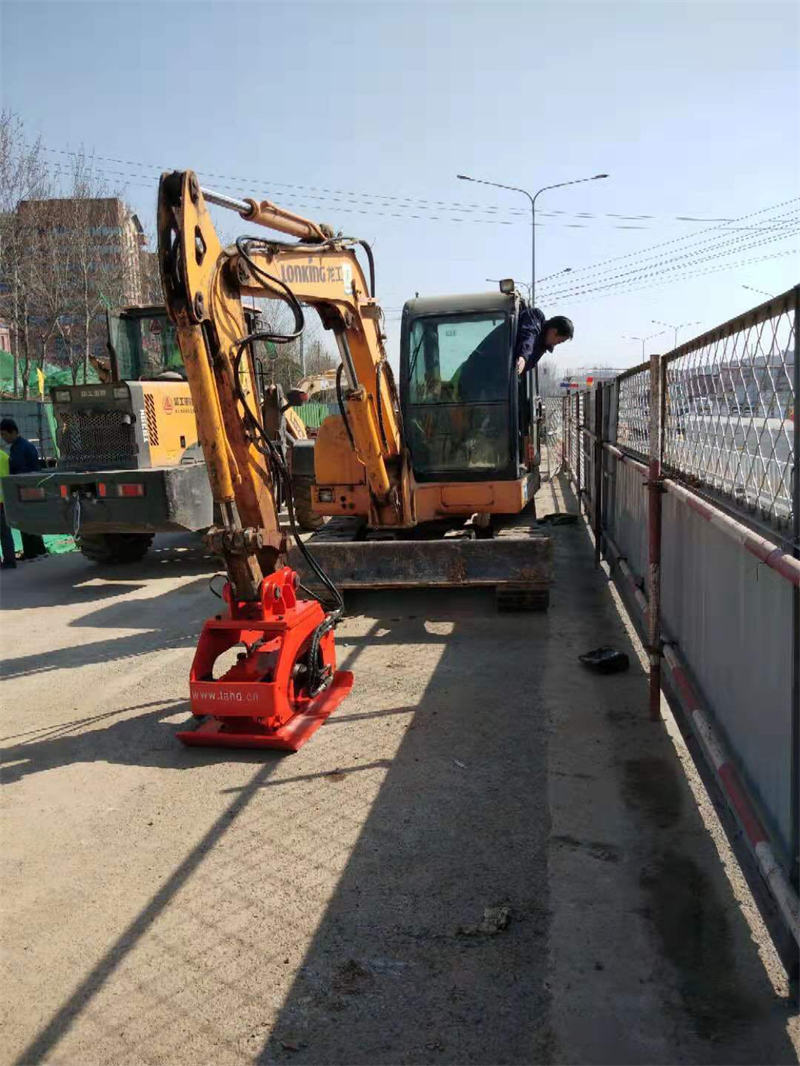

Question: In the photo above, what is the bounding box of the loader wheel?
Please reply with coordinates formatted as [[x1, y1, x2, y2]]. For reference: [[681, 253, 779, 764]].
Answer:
[[77, 532, 154, 564], [292, 475, 324, 532]]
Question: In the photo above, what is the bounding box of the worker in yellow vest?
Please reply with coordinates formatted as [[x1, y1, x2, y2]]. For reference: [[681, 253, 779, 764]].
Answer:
[[0, 445, 16, 568]]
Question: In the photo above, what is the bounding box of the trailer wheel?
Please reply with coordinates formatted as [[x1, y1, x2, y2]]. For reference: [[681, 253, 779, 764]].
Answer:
[[292, 475, 324, 532], [77, 532, 154, 564]]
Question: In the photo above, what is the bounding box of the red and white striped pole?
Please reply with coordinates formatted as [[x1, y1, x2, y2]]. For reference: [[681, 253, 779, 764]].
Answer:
[[663, 643, 800, 947]]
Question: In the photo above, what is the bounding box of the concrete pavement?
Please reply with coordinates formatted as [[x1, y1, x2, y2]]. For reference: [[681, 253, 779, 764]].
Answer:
[[1, 478, 797, 1064]]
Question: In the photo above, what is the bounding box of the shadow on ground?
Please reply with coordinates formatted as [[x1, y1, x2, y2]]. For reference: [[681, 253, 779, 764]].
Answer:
[[6, 479, 796, 1065], [255, 482, 796, 1065], [0, 533, 215, 611], [256, 601, 556, 1065]]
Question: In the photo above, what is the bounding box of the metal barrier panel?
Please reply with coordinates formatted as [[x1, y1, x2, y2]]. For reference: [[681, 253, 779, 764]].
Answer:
[[663, 289, 797, 534], [605, 448, 649, 584], [559, 288, 799, 959], [616, 363, 650, 458], [0, 400, 58, 462], [565, 394, 578, 481], [543, 397, 564, 462], [660, 488, 794, 859]]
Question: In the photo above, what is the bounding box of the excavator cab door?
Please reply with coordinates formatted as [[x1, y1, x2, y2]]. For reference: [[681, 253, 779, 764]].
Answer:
[[399, 292, 521, 483]]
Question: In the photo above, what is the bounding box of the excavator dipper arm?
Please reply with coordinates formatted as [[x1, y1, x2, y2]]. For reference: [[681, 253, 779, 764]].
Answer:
[[157, 170, 354, 750]]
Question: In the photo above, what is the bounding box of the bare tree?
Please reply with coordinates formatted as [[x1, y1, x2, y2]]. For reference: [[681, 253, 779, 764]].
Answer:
[[0, 111, 53, 396], [248, 298, 338, 391], [24, 199, 79, 387], [0, 120, 138, 393], [305, 337, 337, 375], [57, 151, 132, 384]]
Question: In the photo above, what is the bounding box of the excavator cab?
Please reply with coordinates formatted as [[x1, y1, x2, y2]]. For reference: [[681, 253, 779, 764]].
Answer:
[[400, 289, 539, 485]]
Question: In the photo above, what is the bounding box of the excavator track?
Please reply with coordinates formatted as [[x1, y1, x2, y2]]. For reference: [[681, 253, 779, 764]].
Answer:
[[289, 511, 552, 610]]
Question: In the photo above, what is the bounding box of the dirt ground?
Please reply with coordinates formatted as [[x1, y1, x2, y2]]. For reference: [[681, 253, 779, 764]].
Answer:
[[1, 476, 797, 1065]]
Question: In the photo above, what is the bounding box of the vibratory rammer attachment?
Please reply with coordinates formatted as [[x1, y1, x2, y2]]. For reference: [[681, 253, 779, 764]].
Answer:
[[177, 567, 353, 752]]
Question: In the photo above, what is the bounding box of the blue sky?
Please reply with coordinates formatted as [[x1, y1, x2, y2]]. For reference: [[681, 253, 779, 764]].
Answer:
[[2, 0, 798, 370]]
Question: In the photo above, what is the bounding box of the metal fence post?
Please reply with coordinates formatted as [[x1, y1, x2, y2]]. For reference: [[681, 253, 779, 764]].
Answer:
[[647, 354, 664, 721], [575, 391, 582, 509], [792, 286, 800, 895], [561, 395, 566, 470], [593, 387, 604, 567]]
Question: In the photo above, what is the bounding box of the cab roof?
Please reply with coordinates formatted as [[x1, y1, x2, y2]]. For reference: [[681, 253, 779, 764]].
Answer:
[[402, 291, 516, 317]]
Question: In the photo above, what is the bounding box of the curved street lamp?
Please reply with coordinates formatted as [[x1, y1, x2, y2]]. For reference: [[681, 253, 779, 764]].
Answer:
[[742, 284, 775, 299], [625, 331, 665, 359], [457, 172, 608, 308], [651, 319, 701, 349]]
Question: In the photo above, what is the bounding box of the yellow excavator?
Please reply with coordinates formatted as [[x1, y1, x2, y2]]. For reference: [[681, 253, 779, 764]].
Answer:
[[162, 176, 550, 601], [157, 171, 551, 749]]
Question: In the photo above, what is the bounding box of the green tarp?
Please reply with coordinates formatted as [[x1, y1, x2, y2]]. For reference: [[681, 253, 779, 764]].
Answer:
[[0, 348, 99, 396], [297, 401, 335, 429], [10, 529, 76, 556]]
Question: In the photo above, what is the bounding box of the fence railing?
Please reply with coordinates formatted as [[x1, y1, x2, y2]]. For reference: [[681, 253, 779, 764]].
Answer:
[[0, 399, 59, 462], [550, 285, 799, 974], [662, 290, 796, 531]]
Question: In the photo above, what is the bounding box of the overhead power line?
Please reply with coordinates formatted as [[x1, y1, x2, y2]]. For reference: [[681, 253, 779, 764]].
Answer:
[[539, 216, 799, 301], [537, 196, 799, 289], [36, 143, 792, 232], [545, 248, 798, 307], [38, 148, 797, 311]]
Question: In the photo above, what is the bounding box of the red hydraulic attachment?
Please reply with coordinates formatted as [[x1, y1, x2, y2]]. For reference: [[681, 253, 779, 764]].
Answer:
[[177, 567, 353, 752]]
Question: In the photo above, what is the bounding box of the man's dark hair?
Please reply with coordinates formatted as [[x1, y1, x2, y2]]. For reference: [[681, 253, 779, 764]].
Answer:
[[545, 315, 574, 340], [0, 418, 19, 434]]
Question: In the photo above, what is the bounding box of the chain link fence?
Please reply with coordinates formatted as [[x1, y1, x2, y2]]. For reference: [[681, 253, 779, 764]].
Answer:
[[0, 400, 59, 462], [663, 291, 796, 531], [554, 285, 799, 970], [542, 397, 564, 478], [616, 364, 651, 458]]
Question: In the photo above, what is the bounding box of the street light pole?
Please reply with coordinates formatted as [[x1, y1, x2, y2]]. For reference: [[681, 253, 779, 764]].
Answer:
[[625, 331, 665, 360], [458, 173, 608, 309], [651, 319, 701, 350]]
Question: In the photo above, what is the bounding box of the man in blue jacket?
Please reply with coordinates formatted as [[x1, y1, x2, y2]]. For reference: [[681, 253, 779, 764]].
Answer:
[[0, 418, 47, 560], [515, 306, 574, 375]]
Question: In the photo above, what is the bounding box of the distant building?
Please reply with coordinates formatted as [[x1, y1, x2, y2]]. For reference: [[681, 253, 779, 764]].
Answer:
[[573, 366, 618, 383], [11, 197, 148, 368], [138, 250, 162, 304], [16, 196, 146, 306]]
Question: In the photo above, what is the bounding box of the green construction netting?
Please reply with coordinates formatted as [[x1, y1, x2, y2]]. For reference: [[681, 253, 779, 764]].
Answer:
[[297, 401, 336, 429], [0, 348, 100, 396], [10, 529, 76, 555]]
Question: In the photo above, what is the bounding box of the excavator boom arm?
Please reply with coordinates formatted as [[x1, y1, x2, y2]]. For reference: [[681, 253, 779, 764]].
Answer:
[[158, 172, 410, 580], [157, 171, 354, 751]]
